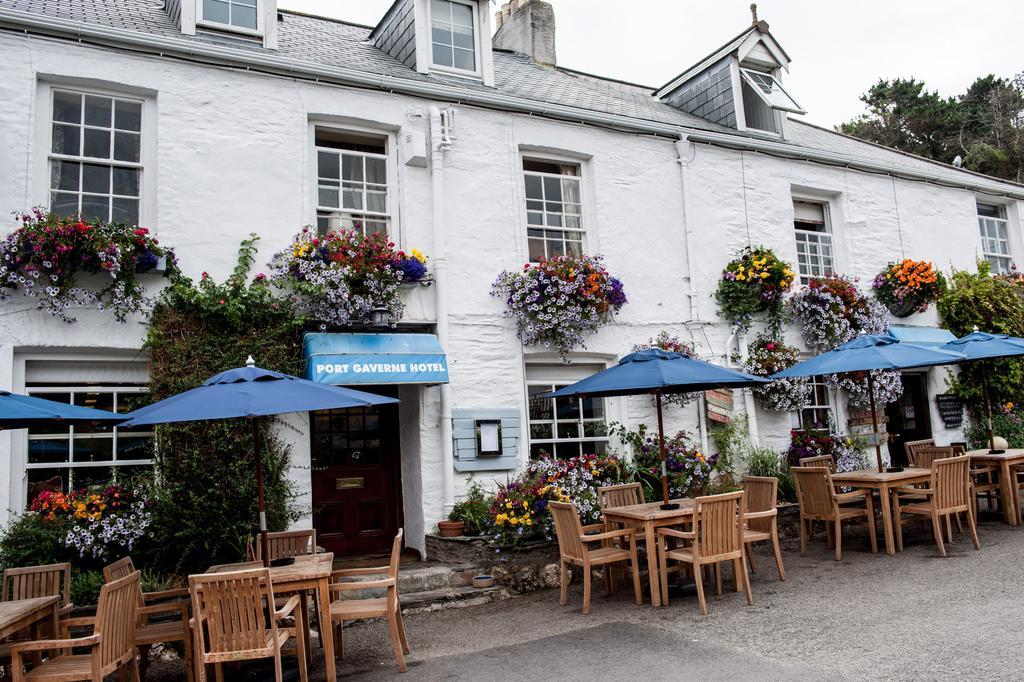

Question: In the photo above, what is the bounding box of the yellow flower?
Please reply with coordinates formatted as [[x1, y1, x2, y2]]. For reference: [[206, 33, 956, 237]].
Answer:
[[411, 248, 427, 263], [736, 273, 746, 282], [759, 272, 769, 279], [509, 517, 518, 525]]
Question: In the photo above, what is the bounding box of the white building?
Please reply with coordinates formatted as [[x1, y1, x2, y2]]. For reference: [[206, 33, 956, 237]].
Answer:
[[0, 0, 1021, 557]]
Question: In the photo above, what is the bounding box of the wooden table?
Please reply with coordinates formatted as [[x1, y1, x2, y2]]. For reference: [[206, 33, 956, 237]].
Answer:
[[209, 553, 335, 680], [0, 595, 60, 665], [832, 467, 932, 556], [601, 499, 694, 607], [968, 449, 1024, 525]]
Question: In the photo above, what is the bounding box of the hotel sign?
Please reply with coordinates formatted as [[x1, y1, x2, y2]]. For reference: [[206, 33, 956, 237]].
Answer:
[[304, 332, 450, 386]]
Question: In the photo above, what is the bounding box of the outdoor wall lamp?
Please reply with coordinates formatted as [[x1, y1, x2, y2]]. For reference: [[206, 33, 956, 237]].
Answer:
[[370, 306, 392, 328]]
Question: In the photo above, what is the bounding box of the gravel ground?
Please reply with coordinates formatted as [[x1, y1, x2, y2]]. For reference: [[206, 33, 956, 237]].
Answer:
[[150, 515, 1024, 681]]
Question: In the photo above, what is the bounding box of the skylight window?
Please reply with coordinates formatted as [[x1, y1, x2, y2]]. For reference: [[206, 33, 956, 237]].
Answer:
[[740, 69, 805, 114]]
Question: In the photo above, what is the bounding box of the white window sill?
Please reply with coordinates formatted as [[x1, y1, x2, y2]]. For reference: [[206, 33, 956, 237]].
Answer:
[[196, 20, 264, 40]]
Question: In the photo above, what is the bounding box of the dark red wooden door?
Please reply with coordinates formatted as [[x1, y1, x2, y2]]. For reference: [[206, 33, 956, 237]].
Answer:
[[311, 393, 401, 556]]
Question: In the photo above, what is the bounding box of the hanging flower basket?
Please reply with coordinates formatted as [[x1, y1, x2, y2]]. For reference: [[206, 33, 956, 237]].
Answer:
[[828, 369, 904, 409], [739, 333, 811, 412], [491, 254, 626, 357], [715, 245, 795, 330], [872, 259, 946, 318], [789, 274, 890, 353], [269, 227, 430, 329], [0, 209, 175, 323]]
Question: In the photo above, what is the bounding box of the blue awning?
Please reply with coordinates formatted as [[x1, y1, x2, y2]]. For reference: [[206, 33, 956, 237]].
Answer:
[[887, 325, 957, 348], [304, 333, 449, 385]]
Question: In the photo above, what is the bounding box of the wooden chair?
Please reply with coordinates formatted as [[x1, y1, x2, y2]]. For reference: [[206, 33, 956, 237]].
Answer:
[[798, 455, 835, 472], [9, 570, 141, 682], [328, 529, 409, 672], [0, 563, 75, 675], [792, 466, 878, 561], [908, 445, 955, 469], [548, 501, 642, 615], [189, 567, 307, 682], [656, 491, 753, 615], [741, 477, 786, 581], [893, 454, 981, 557], [104, 557, 192, 681], [903, 438, 935, 464], [251, 529, 317, 562], [597, 483, 643, 514]]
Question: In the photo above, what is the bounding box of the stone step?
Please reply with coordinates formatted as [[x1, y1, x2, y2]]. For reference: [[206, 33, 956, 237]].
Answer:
[[399, 584, 508, 614], [336, 563, 483, 599]]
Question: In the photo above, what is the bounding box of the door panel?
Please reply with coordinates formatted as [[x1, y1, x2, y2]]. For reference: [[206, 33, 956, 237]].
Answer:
[[884, 373, 932, 466], [311, 391, 401, 556]]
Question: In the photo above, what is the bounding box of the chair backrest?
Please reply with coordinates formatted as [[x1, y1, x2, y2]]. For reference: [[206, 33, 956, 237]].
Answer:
[[798, 455, 835, 472], [903, 438, 935, 462], [693, 491, 745, 560], [792, 466, 836, 517], [94, 570, 141, 675], [253, 529, 317, 561], [387, 528, 404, 582], [932, 455, 972, 512], [741, 476, 778, 533], [597, 483, 643, 511], [104, 556, 150, 627], [1, 562, 72, 610], [548, 501, 585, 562], [910, 446, 955, 469], [190, 568, 276, 658]]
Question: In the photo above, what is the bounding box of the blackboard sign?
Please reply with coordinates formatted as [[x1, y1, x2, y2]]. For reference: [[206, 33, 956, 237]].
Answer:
[[936, 394, 964, 428]]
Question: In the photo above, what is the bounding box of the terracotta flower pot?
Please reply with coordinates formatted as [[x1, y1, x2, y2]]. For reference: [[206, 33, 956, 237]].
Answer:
[[437, 520, 465, 537]]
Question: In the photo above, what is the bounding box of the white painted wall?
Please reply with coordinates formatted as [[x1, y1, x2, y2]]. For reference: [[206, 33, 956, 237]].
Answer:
[[0, 32, 1018, 546]]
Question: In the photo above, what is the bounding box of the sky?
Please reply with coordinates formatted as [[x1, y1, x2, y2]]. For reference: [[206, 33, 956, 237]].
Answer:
[[278, 0, 1023, 128]]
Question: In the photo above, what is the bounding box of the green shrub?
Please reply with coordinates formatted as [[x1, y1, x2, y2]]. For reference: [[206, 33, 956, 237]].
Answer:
[[744, 446, 796, 503], [0, 514, 69, 569], [964, 409, 1024, 448], [449, 479, 493, 536], [70, 570, 106, 607]]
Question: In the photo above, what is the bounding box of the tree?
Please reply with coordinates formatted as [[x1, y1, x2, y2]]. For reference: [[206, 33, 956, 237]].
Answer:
[[839, 75, 1024, 183]]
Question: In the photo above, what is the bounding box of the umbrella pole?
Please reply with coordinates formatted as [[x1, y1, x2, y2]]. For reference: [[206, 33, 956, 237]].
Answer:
[[866, 373, 884, 473], [253, 417, 270, 568], [980, 365, 998, 452], [656, 392, 679, 510]]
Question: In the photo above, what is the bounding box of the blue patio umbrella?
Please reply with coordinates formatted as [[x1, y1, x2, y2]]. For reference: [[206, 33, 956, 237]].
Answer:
[[549, 348, 770, 509], [773, 334, 966, 472], [121, 356, 398, 565], [0, 390, 126, 429], [939, 330, 1024, 452]]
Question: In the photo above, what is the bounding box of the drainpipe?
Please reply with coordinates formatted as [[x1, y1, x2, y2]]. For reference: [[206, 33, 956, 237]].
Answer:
[[429, 105, 455, 516], [674, 135, 699, 321]]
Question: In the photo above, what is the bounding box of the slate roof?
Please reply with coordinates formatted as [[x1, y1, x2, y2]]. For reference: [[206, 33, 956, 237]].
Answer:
[[0, 0, 1020, 190]]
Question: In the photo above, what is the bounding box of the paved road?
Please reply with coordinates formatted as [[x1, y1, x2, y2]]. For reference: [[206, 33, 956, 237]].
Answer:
[[329, 516, 1024, 681]]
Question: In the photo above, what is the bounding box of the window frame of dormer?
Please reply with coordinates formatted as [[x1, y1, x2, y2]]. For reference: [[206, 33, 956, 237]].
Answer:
[[197, 0, 264, 38], [730, 59, 785, 138], [427, 0, 484, 80]]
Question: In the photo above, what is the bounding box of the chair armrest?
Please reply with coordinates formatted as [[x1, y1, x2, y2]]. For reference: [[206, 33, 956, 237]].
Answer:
[[657, 528, 694, 541], [140, 600, 188, 619], [581, 523, 606, 534], [331, 566, 389, 579], [273, 594, 302, 620], [330, 578, 396, 593], [10, 634, 101, 655], [744, 509, 777, 520], [57, 603, 75, 616], [143, 587, 189, 602], [833, 490, 866, 503], [894, 486, 934, 496], [580, 527, 634, 543]]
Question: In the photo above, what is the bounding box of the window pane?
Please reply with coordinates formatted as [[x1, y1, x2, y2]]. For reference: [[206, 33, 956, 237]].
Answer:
[[524, 174, 543, 199], [581, 396, 604, 419], [366, 190, 387, 214], [51, 161, 80, 191], [341, 155, 363, 182], [318, 151, 340, 179], [555, 396, 580, 420], [82, 163, 110, 194], [116, 437, 153, 461], [529, 422, 552, 440], [74, 466, 114, 489], [528, 238, 546, 262], [52, 124, 80, 156], [28, 468, 68, 495], [543, 176, 562, 202], [204, 0, 229, 23], [50, 192, 79, 217], [528, 386, 552, 420], [318, 187, 340, 208], [83, 128, 111, 158], [29, 439, 69, 464], [365, 157, 386, 184], [52, 91, 82, 124], [342, 185, 363, 210], [81, 194, 110, 222], [113, 132, 140, 163], [432, 25, 453, 47], [432, 43, 453, 67], [84, 96, 112, 127], [73, 438, 114, 462], [453, 47, 475, 71], [452, 23, 474, 49], [557, 422, 580, 439], [111, 198, 139, 226], [113, 167, 140, 197], [114, 100, 142, 132], [431, 0, 449, 19], [232, 3, 257, 29]]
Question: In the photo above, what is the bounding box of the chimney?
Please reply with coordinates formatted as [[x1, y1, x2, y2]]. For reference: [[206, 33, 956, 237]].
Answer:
[[492, 0, 556, 68]]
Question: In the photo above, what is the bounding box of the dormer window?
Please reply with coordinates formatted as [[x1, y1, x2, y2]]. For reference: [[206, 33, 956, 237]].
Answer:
[[739, 67, 803, 135], [430, 0, 479, 75], [200, 0, 260, 34], [740, 69, 804, 113]]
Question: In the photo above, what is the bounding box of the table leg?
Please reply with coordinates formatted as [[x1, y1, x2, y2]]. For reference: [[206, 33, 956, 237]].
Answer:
[[318, 576, 336, 680], [1001, 461, 1018, 525], [878, 484, 896, 555], [644, 521, 660, 607], [299, 591, 312, 665]]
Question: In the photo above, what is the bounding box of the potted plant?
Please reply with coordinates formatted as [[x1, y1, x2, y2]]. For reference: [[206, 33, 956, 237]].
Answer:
[[789, 274, 890, 352], [715, 245, 795, 330], [872, 259, 946, 317], [739, 333, 811, 412], [436, 519, 464, 537], [447, 480, 493, 536]]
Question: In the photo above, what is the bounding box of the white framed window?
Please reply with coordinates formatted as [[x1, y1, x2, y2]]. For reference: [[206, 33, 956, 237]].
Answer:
[[740, 69, 805, 113], [430, 0, 479, 76], [794, 200, 834, 284], [523, 159, 584, 262], [793, 377, 833, 430], [24, 385, 153, 499], [526, 382, 609, 460], [199, 0, 260, 33], [978, 202, 1012, 274], [315, 128, 390, 237], [48, 89, 143, 225]]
